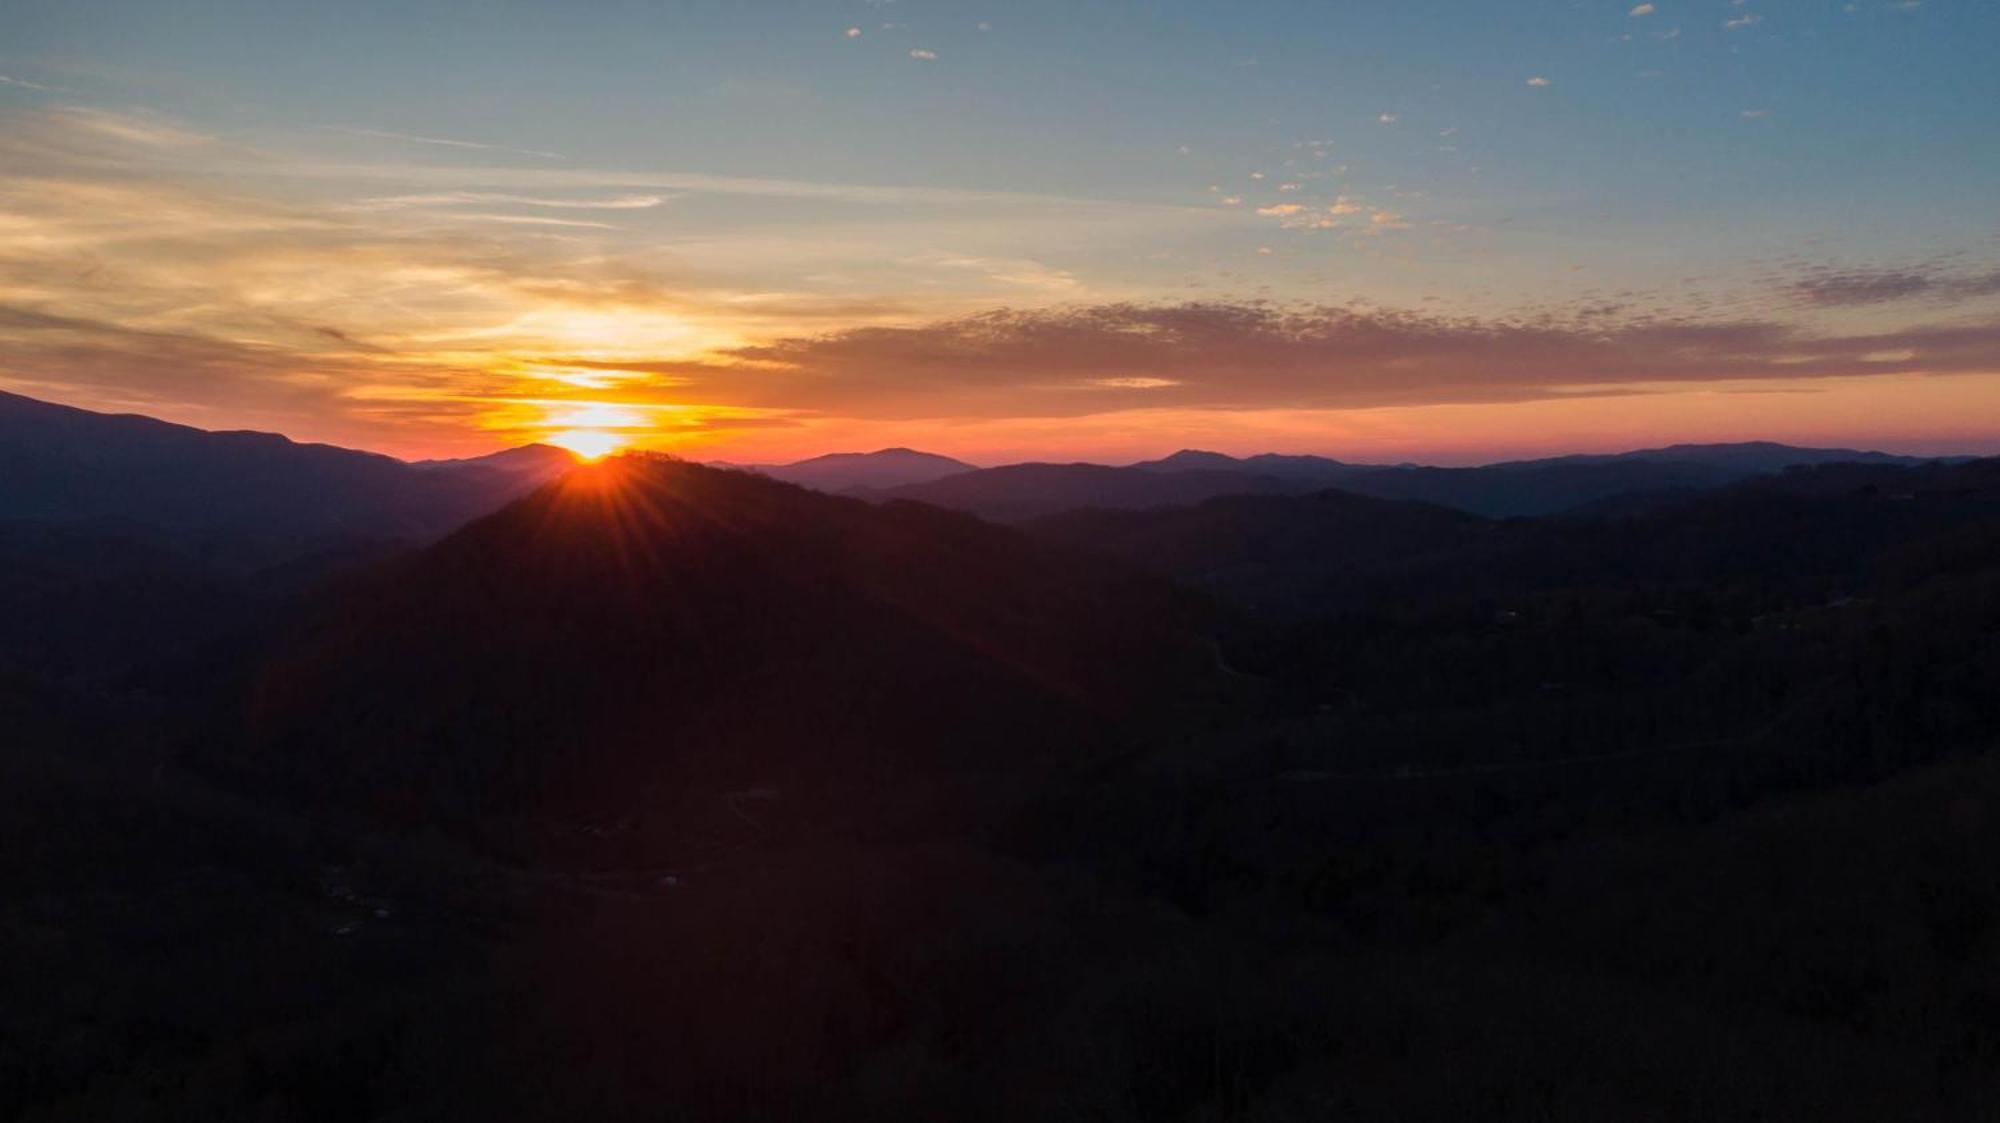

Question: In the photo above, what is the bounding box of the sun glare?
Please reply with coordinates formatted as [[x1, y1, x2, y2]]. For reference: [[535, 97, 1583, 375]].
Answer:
[[547, 429, 628, 461]]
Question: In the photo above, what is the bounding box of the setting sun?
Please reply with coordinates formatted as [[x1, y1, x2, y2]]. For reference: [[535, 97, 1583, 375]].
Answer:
[[546, 429, 627, 461]]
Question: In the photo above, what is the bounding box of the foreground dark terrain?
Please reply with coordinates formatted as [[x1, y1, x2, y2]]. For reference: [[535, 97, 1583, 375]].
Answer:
[[6, 401, 2000, 1121]]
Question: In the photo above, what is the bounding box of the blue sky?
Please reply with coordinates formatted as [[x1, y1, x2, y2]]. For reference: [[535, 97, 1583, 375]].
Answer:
[[2, 0, 1996, 461]]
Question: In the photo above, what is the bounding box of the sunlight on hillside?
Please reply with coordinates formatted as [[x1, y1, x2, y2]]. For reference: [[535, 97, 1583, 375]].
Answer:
[[546, 428, 627, 461]]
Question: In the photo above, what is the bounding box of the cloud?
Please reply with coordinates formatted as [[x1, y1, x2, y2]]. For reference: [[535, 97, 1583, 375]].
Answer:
[[845, 27, 862, 38], [1786, 263, 2000, 307], [1089, 377, 1179, 389], [8, 103, 1990, 458], [430, 213, 617, 229], [319, 126, 563, 160], [1740, 109, 1768, 119], [908, 48, 938, 60], [48, 107, 212, 148], [1253, 199, 1388, 231], [351, 192, 671, 211], [621, 301, 2000, 420], [1526, 76, 1551, 87], [1724, 12, 1761, 28], [0, 75, 53, 91], [0, 303, 423, 430], [1629, 3, 1656, 15], [0, 110, 1249, 452], [251, 155, 1229, 214], [905, 254, 1081, 292]]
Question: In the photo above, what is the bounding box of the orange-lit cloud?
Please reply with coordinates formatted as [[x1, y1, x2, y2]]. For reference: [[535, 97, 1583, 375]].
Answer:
[[631, 302, 2000, 418]]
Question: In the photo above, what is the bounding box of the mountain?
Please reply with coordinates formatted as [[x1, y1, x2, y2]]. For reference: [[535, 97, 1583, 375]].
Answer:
[[1131, 448, 1362, 480], [1330, 459, 1745, 517], [0, 390, 575, 563], [719, 447, 976, 492], [233, 456, 1220, 837], [872, 463, 1306, 522], [1029, 488, 1485, 612], [1574, 440, 1933, 473], [415, 442, 580, 480], [18, 443, 2000, 1120], [1122, 442, 1943, 518], [1033, 456, 2000, 614], [877, 458, 1729, 521]]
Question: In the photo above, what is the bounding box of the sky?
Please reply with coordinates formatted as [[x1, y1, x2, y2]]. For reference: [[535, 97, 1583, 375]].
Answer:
[[2, 0, 1997, 464]]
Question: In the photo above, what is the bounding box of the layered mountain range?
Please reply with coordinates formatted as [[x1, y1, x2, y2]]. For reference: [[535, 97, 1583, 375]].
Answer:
[[7, 387, 2000, 1120]]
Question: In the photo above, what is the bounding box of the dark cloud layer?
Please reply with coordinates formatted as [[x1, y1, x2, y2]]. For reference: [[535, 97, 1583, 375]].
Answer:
[[1789, 263, 2000, 307], [611, 302, 2000, 419]]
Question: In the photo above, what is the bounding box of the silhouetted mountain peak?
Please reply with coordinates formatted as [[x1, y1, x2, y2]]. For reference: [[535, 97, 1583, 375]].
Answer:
[[240, 457, 1218, 821], [1136, 449, 1245, 472], [414, 443, 579, 475], [1133, 449, 1361, 481], [723, 446, 976, 492]]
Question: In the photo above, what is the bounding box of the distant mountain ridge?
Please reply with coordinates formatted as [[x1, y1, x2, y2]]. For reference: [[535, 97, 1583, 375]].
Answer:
[[1549, 441, 1933, 472], [1030, 455, 2000, 613], [0, 389, 1964, 533], [1130, 449, 1362, 478], [873, 441, 1946, 520], [414, 443, 580, 479], [1130, 441, 1928, 480], [0, 389, 575, 564], [713, 447, 976, 492]]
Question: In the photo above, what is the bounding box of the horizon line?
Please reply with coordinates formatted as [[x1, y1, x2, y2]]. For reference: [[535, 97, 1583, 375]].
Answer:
[[6, 386, 1993, 474]]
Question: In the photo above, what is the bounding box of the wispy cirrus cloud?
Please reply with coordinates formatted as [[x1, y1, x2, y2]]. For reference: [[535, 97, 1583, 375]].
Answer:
[[0, 104, 1170, 450], [47, 106, 213, 148], [259, 158, 1230, 214], [429, 213, 617, 229], [349, 192, 672, 211], [318, 126, 563, 160]]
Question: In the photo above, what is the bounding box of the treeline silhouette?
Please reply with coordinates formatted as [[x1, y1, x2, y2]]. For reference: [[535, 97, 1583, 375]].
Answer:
[[4, 453, 2000, 1120]]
